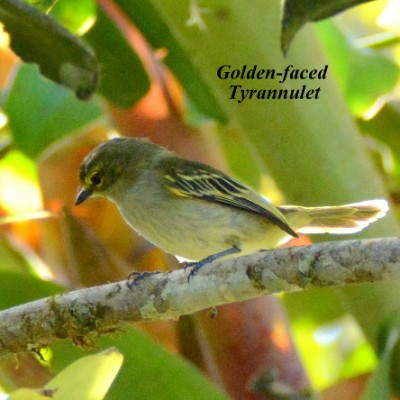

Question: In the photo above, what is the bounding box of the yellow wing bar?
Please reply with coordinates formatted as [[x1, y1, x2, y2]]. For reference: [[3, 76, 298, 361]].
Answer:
[[163, 159, 297, 238]]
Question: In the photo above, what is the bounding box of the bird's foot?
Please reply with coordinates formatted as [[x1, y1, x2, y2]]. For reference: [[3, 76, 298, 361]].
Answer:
[[185, 246, 241, 283], [185, 259, 209, 283], [126, 270, 161, 290]]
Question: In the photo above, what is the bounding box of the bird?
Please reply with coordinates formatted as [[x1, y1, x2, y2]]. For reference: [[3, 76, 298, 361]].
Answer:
[[75, 137, 388, 274]]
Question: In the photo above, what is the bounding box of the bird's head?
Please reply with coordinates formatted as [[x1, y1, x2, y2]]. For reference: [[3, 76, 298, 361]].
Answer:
[[75, 137, 157, 205]]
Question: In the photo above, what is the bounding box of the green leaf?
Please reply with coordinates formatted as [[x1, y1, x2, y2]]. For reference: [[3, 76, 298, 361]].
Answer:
[[51, 329, 231, 400], [316, 21, 399, 117], [0, 148, 42, 215], [84, 6, 150, 108], [358, 102, 400, 184], [50, 0, 97, 34], [281, 0, 375, 54], [0, 0, 98, 99], [8, 388, 50, 400], [0, 236, 36, 274], [8, 348, 123, 400], [114, 0, 227, 122], [361, 320, 400, 400], [2, 64, 102, 158], [0, 271, 63, 311], [220, 129, 263, 190], [99, 330, 230, 400], [25, 0, 58, 13], [47, 348, 123, 400], [284, 288, 345, 326]]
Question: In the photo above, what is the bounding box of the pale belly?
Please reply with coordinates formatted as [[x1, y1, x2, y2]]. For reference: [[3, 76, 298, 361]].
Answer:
[[116, 193, 291, 261]]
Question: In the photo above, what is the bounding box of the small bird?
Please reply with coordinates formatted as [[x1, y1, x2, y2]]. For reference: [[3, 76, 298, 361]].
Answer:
[[76, 137, 388, 269]]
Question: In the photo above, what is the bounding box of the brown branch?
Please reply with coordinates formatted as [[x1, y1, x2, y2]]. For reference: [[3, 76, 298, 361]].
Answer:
[[1, 237, 400, 355]]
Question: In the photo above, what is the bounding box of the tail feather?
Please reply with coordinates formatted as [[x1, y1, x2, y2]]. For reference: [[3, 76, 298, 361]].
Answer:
[[280, 199, 389, 234]]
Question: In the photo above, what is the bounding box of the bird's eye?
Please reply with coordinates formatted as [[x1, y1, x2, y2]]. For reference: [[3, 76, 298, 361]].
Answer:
[[89, 173, 102, 187]]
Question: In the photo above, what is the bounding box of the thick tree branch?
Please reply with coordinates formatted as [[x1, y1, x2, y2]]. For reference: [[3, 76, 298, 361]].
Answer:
[[1, 237, 400, 355]]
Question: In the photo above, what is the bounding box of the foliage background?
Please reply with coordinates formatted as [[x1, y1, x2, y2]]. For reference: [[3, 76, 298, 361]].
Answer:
[[0, 0, 400, 399]]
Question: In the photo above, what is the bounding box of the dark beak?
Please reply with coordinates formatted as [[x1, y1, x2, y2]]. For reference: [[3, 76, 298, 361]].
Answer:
[[75, 187, 92, 205]]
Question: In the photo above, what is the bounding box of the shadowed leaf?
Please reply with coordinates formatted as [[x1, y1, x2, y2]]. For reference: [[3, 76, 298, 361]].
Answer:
[[0, 0, 98, 99], [84, 7, 150, 108], [281, 0, 375, 55]]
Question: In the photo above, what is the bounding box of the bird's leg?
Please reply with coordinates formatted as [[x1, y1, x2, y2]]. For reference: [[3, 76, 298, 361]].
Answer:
[[186, 246, 241, 282], [126, 270, 162, 290]]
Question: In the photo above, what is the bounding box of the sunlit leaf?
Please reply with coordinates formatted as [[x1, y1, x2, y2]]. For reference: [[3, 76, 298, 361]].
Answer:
[[25, 0, 58, 13], [340, 342, 377, 381], [0, 149, 41, 213], [2, 64, 102, 158], [50, 0, 96, 34], [0, 211, 55, 225], [0, 0, 98, 99], [317, 20, 399, 117], [43, 348, 123, 400], [5, 348, 125, 400], [9, 388, 50, 400]]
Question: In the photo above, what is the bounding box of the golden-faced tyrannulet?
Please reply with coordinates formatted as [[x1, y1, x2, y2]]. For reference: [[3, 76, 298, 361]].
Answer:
[[76, 137, 388, 265]]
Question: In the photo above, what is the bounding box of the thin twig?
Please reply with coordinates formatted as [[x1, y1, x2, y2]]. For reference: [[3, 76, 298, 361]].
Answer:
[[1, 237, 400, 355]]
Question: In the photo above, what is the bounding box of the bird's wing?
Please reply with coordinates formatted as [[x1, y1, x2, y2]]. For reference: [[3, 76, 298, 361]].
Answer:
[[163, 160, 297, 237]]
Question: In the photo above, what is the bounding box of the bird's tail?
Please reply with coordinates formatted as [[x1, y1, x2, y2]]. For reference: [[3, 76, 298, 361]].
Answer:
[[280, 199, 389, 234]]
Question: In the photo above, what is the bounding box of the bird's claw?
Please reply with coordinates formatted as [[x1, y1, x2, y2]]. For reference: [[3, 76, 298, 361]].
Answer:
[[126, 270, 160, 290], [184, 261, 207, 283]]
